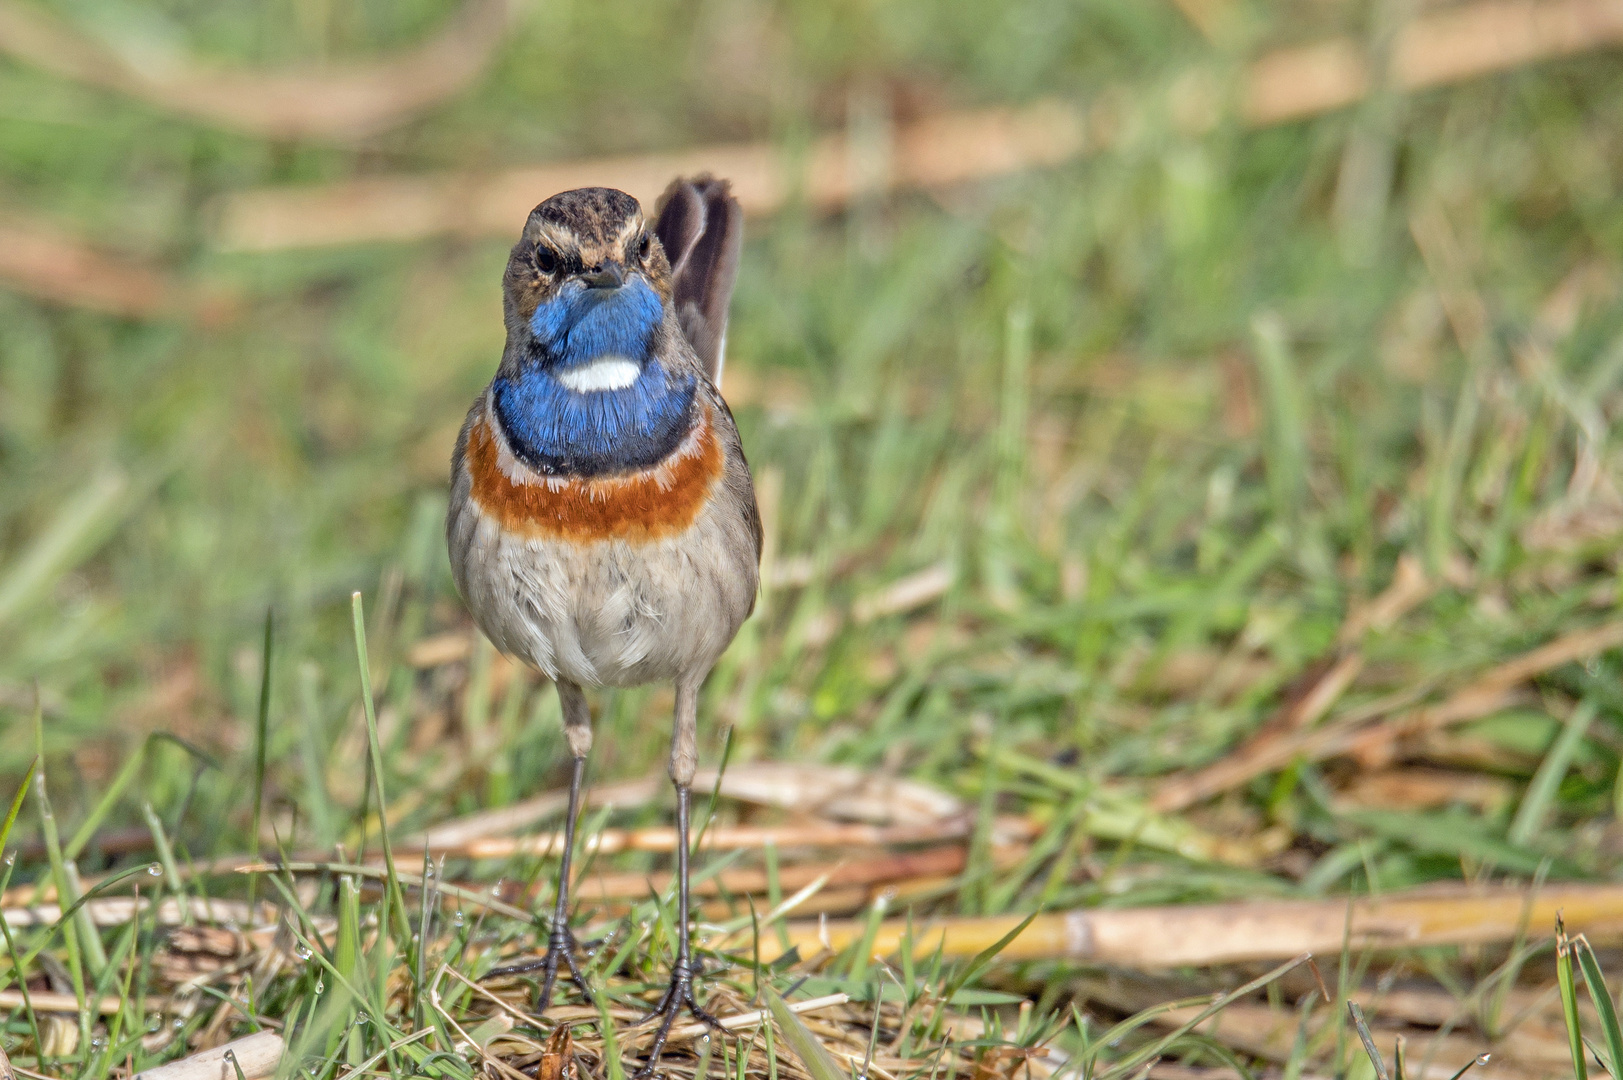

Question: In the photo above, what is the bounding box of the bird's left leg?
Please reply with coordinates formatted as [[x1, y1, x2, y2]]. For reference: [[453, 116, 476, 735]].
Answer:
[[634, 676, 723, 1076]]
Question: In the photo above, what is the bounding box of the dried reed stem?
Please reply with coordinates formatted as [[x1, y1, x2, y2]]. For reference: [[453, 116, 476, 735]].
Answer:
[[757, 882, 1623, 967]]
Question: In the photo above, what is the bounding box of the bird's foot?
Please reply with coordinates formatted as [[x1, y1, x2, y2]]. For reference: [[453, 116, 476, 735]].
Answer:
[[485, 923, 595, 1011], [632, 960, 724, 1077]]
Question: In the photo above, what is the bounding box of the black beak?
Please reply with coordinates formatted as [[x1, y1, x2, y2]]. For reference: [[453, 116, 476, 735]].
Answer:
[[579, 262, 625, 290]]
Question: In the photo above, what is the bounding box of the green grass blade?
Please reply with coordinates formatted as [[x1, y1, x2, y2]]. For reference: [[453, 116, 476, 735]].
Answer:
[[350, 592, 413, 950], [941, 911, 1037, 1002], [1, 756, 37, 853], [34, 733, 93, 1043], [63, 859, 108, 970], [246, 607, 275, 927], [1105, 955, 1312, 1080], [296, 661, 337, 848], [0, 466, 128, 629], [763, 839, 791, 954], [1424, 367, 1483, 574], [1347, 1002, 1390, 1080], [764, 1001, 781, 1080], [89, 907, 142, 1061], [598, 995, 627, 1080], [0, 759, 44, 1070], [1509, 698, 1597, 847], [994, 300, 1033, 522], [693, 1021, 716, 1080], [765, 985, 848, 1080], [1574, 935, 1623, 1079], [141, 800, 189, 923], [1444, 1054, 1490, 1080], [693, 723, 734, 851], [1281, 988, 1321, 1080], [846, 893, 889, 981], [1557, 917, 1590, 1080], [251, 608, 275, 864]]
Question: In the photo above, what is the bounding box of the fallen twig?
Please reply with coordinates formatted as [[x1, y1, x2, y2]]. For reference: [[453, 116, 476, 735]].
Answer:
[[2, 895, 269, 928], [411, 761, 965, 849], [0, 0, 518, 142], [1339, 555, 1436, 646], [0, 989, 162, 1015], [410, 775, 655, 850], [666, 992, 851, 1044], [434, 817, 1005, 860], [1333, 767, 1514, 813], [215, 0, 1623, 251], [757, 882, 1623, 967], [131, 1031, 284, 1080], [573, 843, 970, 904], [36, 764, 969, 883], [804, 560, 957, 647], [232, 861, 533, 921]]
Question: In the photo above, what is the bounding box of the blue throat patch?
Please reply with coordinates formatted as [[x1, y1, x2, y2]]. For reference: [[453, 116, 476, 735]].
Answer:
[[494, 278, 697, 476], [528, 276, 664, 364]]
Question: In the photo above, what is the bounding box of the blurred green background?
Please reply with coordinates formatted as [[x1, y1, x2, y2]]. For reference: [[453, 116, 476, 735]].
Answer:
[[3, 0, 1623, 906]]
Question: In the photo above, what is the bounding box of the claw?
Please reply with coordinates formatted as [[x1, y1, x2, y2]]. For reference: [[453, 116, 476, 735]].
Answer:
[[486, 923, 595, 1011], [631, 960, 722, 1077]]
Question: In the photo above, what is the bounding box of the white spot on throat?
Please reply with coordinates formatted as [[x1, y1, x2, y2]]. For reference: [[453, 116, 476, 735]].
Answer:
[[556, 356, 642, 392]]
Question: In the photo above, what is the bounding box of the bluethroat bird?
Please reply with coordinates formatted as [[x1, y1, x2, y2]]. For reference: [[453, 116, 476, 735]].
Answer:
[[447, 177, 759, 1069]]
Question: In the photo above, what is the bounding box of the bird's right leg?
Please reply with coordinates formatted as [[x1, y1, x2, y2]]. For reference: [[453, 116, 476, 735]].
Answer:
[[487, 678, 595, 1010]]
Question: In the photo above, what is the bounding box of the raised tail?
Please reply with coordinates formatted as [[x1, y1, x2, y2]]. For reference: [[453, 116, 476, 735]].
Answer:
[[653, 175, 743, 386]]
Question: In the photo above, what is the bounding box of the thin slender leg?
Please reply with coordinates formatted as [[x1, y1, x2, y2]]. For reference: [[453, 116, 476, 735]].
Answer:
[[634, 678, 722, 1077], [486, 679, 595, 1010]]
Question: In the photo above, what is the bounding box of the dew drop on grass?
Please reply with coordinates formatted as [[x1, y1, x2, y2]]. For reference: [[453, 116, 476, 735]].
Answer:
[[454, 911, 465, 927], [315, 977, 325, 993], [147, 863, 163, 877], [293, 943, 312, 960]]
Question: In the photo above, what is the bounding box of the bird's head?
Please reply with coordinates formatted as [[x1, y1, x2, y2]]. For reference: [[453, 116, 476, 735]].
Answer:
[[502, 187, 677, 383]]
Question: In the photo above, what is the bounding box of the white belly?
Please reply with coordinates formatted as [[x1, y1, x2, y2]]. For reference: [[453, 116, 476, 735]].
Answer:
[[449, 499, 755, 687]]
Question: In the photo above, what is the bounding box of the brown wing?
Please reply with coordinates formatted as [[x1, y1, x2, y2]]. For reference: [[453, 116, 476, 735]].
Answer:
[[653, 175, 743, 385]]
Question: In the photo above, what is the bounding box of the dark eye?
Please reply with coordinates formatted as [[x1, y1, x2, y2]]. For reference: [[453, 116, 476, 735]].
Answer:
[[637, 232, 651, 259], [534, 245, 559, 274]]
